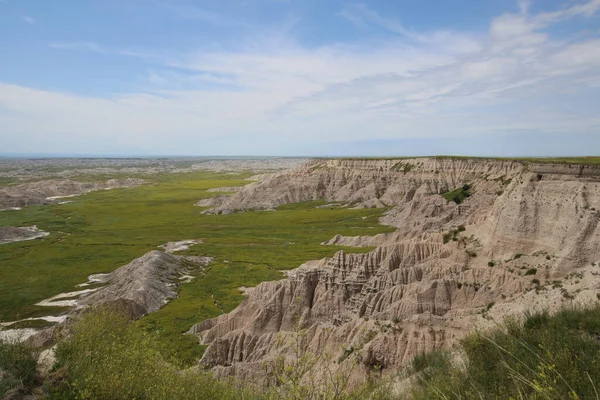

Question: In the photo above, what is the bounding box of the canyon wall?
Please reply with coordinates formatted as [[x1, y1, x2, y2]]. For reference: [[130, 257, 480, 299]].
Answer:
[[190, 158, 600, 384]]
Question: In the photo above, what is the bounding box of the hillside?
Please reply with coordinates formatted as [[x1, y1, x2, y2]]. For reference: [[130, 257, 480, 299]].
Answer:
[[2, 157, 600, 399], [192, 157, 600, 385]]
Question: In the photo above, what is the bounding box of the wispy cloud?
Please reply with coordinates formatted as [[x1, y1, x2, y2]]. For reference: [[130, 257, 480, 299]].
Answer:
[[161, 3, 251, 28], [3, 0, 600, 155], [50, 42, 104, 53], [50, 41, 165, 62], [22, 16, 35, 24], [337, 4, 480, 53]]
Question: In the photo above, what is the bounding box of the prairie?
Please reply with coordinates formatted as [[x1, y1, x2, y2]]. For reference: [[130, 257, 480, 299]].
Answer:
[[0, 171, 394, 364]]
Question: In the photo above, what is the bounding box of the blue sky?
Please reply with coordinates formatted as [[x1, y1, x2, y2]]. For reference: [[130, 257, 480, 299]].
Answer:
[[1, 0, 599, 156]]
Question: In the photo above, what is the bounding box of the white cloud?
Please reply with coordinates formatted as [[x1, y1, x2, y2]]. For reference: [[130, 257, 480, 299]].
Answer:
[[22, 16, 35, 24], [2, 1, 600, 155], [338, 4, 481, 53], [50, 42, 104, 53]]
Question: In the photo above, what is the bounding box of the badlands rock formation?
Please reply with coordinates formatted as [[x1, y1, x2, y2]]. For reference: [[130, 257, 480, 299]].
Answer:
[[0, 226, 49, 244], [79, 251, 211, 318], [190, 158, 600, 384], [0, 178, 144, 210], [1, 250, 210, 344]]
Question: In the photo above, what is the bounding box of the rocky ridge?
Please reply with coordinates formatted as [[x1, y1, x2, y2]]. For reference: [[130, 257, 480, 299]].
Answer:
[[0, 178, 145, 210], [0, 226, 49, 245], [79, 250, 211, 318], [190, 158, 600, 385], [1, 250, 211, 343]]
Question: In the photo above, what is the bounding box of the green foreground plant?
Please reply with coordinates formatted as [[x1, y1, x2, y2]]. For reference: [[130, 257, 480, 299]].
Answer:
[[0, 340, 38, 398], [52, 306, 251, 400], [409, 306, 600, 399], [51, 306, 391, 400]]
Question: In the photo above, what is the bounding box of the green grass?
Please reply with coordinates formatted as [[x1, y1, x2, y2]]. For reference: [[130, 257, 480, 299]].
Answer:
[[0, 177, 18, 188], [52, 307, 390, 400], [441, 185, 472, 205], [442, 225, 466, 244], [409, 306, 600, 399], [0, 341, 38, 398], [0, 171, 393, 365]]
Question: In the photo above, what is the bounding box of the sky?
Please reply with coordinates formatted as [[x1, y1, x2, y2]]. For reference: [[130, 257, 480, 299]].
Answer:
[[0, 0, 600, 157]]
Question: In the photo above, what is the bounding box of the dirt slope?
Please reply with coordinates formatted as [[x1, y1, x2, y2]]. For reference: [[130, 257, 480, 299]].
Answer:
[[190, 158, 600, 385]]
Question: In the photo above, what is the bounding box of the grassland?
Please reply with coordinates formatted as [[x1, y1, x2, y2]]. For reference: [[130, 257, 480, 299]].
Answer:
[[409, 306, 600, 399], [0, 171, 394, 365]]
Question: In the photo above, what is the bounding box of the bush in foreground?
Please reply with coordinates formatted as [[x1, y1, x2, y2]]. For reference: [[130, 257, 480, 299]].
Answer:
[[53, 307, 247, 400], [409, 306, 600, 399], [0, 340, 38, 398], [52, 306, 390, 400]]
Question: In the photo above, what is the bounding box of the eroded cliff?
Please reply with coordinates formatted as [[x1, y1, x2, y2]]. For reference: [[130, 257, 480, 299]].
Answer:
[[190, 158, 600, 385]]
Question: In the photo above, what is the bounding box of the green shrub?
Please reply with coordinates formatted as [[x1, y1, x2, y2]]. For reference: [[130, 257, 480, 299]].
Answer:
[[53, 307, 390, 400], [391, 162, 415, 173], [54, 306, 245, 400], [411, 351, 451, 378], [441, 185, 472, 205], [443, 226, 466, 244], [0, 341, 38, 398], [410, 306, 600, 399], [525, 268, 538, 276], [488, 261, 495, 267]]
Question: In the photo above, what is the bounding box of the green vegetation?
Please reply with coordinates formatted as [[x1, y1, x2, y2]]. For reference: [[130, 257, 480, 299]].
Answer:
[[0, 171, 394, 365], [52, 307, 249, 399], [443, 225, 466, 244], [51, 306, 389, 400], [409, 306, 600, 399], [525, 268, 538, 276], [0, 341, 38, 398], [441, 184, 472, 205], [391, 161, 414, 173], [0, 177, 17, 188]]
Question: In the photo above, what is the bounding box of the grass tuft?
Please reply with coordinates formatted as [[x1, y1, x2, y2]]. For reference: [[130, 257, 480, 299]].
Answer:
[[409, 306, 600, 399]]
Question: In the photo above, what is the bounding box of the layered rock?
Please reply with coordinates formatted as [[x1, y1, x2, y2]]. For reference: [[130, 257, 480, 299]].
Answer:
[[80, 251, 211, 318], [0, 178, 145, 210], [190, 158, 600, 385], [0, 226, 49, 244], [199, 158, 522, 214]]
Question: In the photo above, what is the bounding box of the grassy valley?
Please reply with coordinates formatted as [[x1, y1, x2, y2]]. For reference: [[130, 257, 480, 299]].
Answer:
[[0, 171, 394, 364]]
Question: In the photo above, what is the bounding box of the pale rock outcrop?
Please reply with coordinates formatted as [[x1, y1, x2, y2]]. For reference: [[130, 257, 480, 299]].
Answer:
[[0, 226, 49, 244], [0, 178, 145, 210], [190, 158, 600, 385], [2, 250, 211, 345], [80, 251, 211, 318]]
